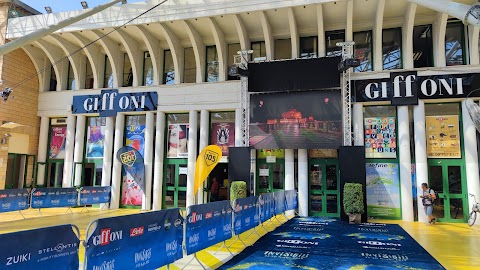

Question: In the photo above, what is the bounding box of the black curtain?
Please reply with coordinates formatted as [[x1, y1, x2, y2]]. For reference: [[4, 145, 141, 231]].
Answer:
[[228, 147, 252, 196]]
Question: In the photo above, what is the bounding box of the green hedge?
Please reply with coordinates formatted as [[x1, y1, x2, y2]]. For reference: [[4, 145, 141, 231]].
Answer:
[[230, 181, 246, 203], [343, 182, 364, 214]]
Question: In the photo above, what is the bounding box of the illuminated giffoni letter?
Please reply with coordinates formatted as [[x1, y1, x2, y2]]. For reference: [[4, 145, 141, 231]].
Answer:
[[421, 79, 437, 96], [404, 75, 416, 97], [393, 75, 404, 98], [365, 83, 380, 99], [101, 92, 110, 110], [119, 96, 129, 109], [109, 92, 118, 110], [83, 98, 93, 111]]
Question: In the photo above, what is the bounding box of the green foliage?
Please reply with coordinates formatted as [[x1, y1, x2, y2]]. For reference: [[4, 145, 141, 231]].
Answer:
[[230, 181, 247, 203], [343, 183, 365, 214]]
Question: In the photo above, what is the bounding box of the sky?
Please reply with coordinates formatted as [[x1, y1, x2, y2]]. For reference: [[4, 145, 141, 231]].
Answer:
[[21, 0, 145, 14]]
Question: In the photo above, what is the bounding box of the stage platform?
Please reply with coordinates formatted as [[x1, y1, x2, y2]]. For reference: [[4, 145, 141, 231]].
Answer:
[[1, 208, 479, 269]]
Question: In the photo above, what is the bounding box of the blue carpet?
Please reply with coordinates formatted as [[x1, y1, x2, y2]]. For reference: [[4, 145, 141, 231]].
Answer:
[[219, 217, 445, 270]]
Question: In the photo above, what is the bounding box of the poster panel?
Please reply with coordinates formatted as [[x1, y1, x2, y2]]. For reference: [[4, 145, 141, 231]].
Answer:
[[49, 126, 67, 159], [426, 115, 461, 158], [86, 124, 106, 158], [211, 123, 235, 156], [257, 149, 285, 159], [364, 117, 397, 158], [167, 124, 189, 158], [366, 163, 401, 219]]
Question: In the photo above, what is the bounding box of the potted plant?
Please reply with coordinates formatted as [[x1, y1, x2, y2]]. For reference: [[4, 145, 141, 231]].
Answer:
[[343, 182, 364, 224], [230, 181, 247, 203]]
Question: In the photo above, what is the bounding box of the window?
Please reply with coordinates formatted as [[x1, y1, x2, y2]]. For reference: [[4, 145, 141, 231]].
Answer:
[[300, 36, 317, 58], [49, 66, 57, 91], [142, 52, 154, 86], [85, 60, 94, 89], [122, 53, 133, 87], [184, 48, 196, 83], [353, 31, 373, 72], [206, 46, 219, 82], [228, 43, 241, 80], [325, 30, 345, 57], [251, 41, 266, 61], [104, 55, 114, 88], [67, 62, 75, 90], [275, 39, 291, 60], [163, 50, 175, 85], [382, 28, 402, 70], [413, 25, 433, 68], [446, 22, 466, 66]]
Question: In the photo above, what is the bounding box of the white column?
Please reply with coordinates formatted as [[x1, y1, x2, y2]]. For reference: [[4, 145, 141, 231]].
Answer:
[[462, 100, 480, 217], [143, 112, 155, 211], [285, 149, 295, 216], [298, 149, 308, 217], [62, 115, 76, 187], [414, 101, 428, 223], [101, 116, 115, 209], [110, 114, 125, 209], [186, 111, 198, 208], [153, 112, 166, 211], [198, 109, 209, 204], [398, 106, 414, 221], [36, 116, 49, 186], [353, 103, 364, 146], [73, 115, 86, 187], [235, 108, 242, 147]]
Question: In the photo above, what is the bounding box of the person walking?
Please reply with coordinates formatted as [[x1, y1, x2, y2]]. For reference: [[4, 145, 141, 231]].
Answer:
[[210, 177, 220, 202], [420, 183, 437, 224]]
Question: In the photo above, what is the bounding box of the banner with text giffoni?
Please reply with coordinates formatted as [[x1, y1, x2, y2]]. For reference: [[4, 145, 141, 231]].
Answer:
[[284, 190, 298, 211], [233, 196, 260, 235], [185, 200, 233, 255], [0, 189, 29, 213], [0, 225, 80, 270], [79, 186, 111, 206], [30, 188, 78, 209], [85, 209, 183, 270]]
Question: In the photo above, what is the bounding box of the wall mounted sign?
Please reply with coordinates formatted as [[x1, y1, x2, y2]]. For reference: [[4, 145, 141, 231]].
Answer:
[[72, 90, 158, 117], [426, 115, 461, 158], [364, 117, 397, 158], [366, 163, 401, 219], [354, 72, 480, 105]]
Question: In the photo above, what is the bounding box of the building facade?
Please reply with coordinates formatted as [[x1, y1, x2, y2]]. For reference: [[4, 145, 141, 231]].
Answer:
[[3, 0, 480, 224]]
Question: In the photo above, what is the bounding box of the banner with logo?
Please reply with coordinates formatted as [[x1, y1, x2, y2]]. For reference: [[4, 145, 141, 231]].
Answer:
[[366, 163, 401, 219], [79, 186, 111, 205], [49, 126, 67, 159], [185, 200, 233, 255], [211, 123, 235, 156], [259, 193, 275, 223], [85, 209, 183, 270], [31, 188, 78, 209], [167, 124, 189, 158], [0, 189, 29, 213], [194, 145, 223, 195], [364, 117, 397, 158], [274, 190, 286, 215], [117, 146, 145, 206], [86, 124, 106, 158], [0, 225, 80, 270], [426, 115, 461, 158], [233, 196, 260, 235], [284, 190, 298, 211]]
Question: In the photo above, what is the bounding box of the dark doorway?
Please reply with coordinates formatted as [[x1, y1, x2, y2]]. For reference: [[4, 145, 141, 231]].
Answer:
[[84, 163, 95, 187], [209, 163, 228, 201]]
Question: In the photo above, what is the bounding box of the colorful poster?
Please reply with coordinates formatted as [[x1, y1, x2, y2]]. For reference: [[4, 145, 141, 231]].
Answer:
[[426, 115, 461, 158], [49, 126, 67, 159], [366, 163, 401, 219], [125, 124, 145, 156], [167, 124, 189, 158], [85, 125, 106, 158], [364, 117, 397, 158], [211, 122, 235, 156], [257, 149, 285, 159], [121, 123, 146, 206]]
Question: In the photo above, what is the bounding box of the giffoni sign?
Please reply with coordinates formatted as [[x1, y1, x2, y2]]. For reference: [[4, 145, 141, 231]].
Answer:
[[72, 90, 158, 117], [354, 72, 480, 105]]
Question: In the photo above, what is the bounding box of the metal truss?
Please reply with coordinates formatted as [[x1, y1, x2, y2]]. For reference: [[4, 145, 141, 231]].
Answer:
[[337, 42, 355, 146], [236, 50, 253, 147]]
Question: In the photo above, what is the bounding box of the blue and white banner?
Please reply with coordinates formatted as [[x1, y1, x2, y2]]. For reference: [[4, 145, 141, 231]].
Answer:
[[85, 209, 183, 270], [79, 186, 111, 205], [0, 225, 79, 270], [233, 196, 259, 235], [274, 190, 285, 215], [30, 188, 78, 209], [259, 193, 275, 223], [185, 200, 233, 255], [284, 190, 298, 211], [0, 189, 29, 213]]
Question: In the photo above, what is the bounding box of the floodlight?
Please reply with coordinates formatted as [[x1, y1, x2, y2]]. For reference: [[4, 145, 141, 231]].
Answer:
[[45, 6, 52, 14], [81, 1, 89, 9]]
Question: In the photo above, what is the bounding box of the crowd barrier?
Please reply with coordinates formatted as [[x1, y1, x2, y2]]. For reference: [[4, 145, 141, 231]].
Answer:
[[0, 189, 29, 213]]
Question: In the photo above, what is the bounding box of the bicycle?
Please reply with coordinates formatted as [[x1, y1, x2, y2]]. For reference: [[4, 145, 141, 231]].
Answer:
[[468, 193, 480, 226]]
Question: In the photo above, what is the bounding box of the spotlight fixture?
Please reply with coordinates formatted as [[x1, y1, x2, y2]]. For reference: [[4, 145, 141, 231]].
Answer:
[[45, 6, 52, 14], [10, 10, 18, 18], [81, 1, 89, 9], [121, 0, 127, 4], [1, 88, 13, 101]]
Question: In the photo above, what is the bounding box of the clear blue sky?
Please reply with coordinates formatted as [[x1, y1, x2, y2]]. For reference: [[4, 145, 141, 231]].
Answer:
[[22, 0, 145, 13]]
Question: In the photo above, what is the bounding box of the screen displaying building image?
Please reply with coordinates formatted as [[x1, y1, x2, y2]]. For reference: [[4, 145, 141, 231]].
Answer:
[[249, 90, 342, 149]]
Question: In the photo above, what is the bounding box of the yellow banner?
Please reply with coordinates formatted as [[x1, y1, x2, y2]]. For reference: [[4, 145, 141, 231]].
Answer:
[[426, 115, 461, 158], [194, 145, 223, 195]]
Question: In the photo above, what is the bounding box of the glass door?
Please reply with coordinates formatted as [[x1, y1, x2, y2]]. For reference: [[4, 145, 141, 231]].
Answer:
[[47, 161, 64, 188], [428, 160, 467, 222], [164, 160, 188, 209], [309, 159, 340, 217], [256, 159, 285, 194]]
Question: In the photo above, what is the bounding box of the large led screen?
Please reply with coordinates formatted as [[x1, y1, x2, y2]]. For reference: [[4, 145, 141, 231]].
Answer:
[[249, 90, 342, 149]]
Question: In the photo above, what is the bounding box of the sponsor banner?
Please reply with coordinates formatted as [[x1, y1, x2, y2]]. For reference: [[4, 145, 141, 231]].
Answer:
[[86, 123, 106, 159], [233, 196, 259, 235], [31, 188, 78, 209], [257, 149, 285, 159], [0, 189, 29, 213], [116, 146, 145, 207], [364, 117, 397, 158], [49, 126, 67, 159], [259, 193, 275, 223], [426, 115, 461, 158], [274, 190, 286, 215], [366, 163, 401, 219], [0, 225, 79, 270], [194, 145, 222, 195], [79, 186, 111, 205], [284, 190, 298, 211], [85, 209, 183, 270], [185, 200, 233, 255], [211, 123, 235, 156]]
